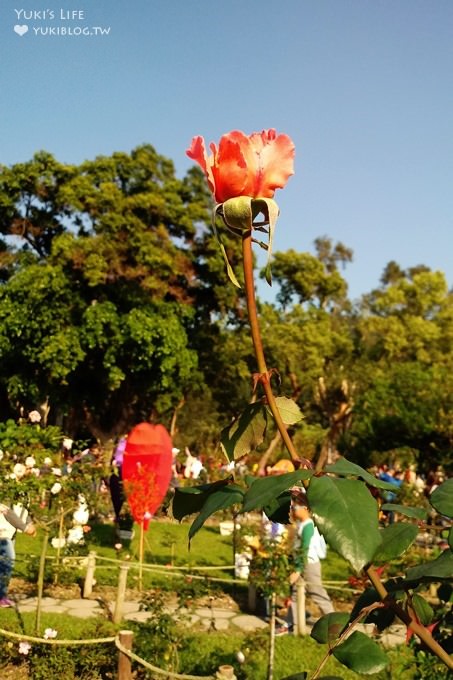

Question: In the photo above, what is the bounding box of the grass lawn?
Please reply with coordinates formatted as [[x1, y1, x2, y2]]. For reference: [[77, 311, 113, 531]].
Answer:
[[14, 516, 352, 584], [13, 516, 353, 608]]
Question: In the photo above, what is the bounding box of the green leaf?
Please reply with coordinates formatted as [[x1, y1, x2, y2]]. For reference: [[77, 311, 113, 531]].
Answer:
[[430, 479, 453, 518], [412, 593, 434, 625], [280, 674, 308, 680], [188, 485, 244, 542], [333, 631, 388, 674], [372, 522, 419, 562], [449, 527, 453, 551], [171, 477, 233, 521], [381, 504, 428, 521], [307, 476, 382, 574], [349, 588, 395, 632], [220, 403, 267, 461], [311, 612, 350, 644], [406, 549, 453, 581], [263, 491, 291, 524], [271, 396, 303, 425], [242, 470, 313, 513], [325, 457, 397, 492]]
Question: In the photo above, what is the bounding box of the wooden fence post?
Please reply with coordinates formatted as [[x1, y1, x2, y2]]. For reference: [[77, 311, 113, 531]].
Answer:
[[295, 577, 306, 636], [83, 550, 97, 597], [118, 629, 134, 680], [216, 665, 237, 679], [114, 563, 130, 624], [247, 583, 256, 612]]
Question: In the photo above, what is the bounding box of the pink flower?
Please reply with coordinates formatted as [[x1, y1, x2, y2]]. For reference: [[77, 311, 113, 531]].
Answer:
[[186, 129, 295, 203], [19, 641, 31, 655], [44, 628, 58, 639]]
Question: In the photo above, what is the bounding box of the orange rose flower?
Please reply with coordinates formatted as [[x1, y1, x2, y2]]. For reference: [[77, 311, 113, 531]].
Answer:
[[186, 129, 295, 203]]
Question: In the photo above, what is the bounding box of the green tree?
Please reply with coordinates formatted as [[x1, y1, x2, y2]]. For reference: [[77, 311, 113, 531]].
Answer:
[[0, 146, 244, 441], [348, 266, 453, 470]]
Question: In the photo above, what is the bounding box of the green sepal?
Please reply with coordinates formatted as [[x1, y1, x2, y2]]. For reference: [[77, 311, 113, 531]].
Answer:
[[251, 198, 279, 285], [212, 206, 241, 288], [216, 196, 280, 286], [222, 196, 253, 232]]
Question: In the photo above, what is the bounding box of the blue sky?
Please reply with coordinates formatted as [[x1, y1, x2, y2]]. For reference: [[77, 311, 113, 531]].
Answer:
[[2, 0, 452, 301]]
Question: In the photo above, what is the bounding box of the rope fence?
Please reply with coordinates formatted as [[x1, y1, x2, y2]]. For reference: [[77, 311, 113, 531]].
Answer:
[[0, 626, 235, 680]]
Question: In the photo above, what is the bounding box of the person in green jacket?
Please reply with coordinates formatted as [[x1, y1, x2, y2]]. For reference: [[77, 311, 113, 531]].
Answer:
[[283, 491, 334, 631]]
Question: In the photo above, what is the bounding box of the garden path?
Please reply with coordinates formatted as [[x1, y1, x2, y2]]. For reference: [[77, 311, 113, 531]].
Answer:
[[13, 596, 407, 645]]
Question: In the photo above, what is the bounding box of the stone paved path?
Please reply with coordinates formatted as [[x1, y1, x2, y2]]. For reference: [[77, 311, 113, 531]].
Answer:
[[10, 596, 407, 645]]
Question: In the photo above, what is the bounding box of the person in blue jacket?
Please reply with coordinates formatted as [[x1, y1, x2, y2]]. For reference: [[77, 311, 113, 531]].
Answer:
[[0, 503, 36, 607]]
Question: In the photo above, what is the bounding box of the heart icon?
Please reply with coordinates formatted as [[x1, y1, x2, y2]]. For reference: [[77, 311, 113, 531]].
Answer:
[[14, 24, 29, 36]]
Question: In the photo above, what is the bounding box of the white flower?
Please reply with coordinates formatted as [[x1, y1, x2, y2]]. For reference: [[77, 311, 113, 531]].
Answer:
[[143, 511, 152, 520], [9, 473, 17, 480], [13, 463, 26, 479], [51, 537, 66, 549], [67, 526, 84, 544], [0, 449, 4, 461], [28, 410, 41, 423], [25, 456, 36, 468], [51, 467, 62, 477], [18, 641, 31, 655], [236, 651, 245, 664], [43, 457, 52, 466], [31, 467, 41, 477], [62, 437, 73, 450], [50, 482, 62, 495], [43, 628, 58, 639]]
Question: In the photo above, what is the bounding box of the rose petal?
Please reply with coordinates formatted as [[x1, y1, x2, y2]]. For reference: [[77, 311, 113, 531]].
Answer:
[[186, 136, 215, 197], [210, 133, 252, 202], [250, 131, 295, 197]]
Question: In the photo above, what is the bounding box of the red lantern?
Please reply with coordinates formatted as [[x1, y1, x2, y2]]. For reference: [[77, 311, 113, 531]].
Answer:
[[122, 423, 173, 530]]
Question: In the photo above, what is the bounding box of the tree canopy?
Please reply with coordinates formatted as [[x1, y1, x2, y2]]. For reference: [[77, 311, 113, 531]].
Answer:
[[0, 146, 451, 471]]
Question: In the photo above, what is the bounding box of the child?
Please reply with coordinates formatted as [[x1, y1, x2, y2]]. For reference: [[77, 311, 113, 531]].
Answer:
[[284, 490, 333, 631]]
